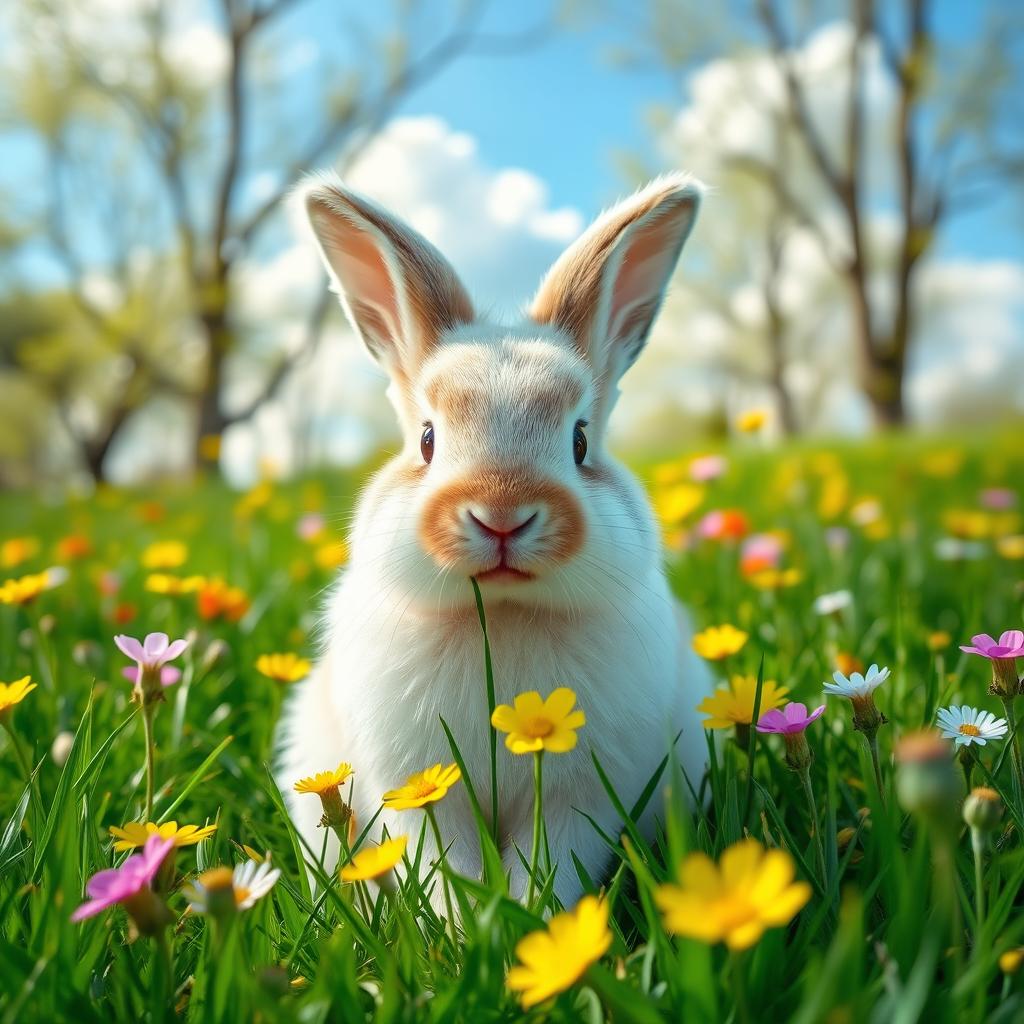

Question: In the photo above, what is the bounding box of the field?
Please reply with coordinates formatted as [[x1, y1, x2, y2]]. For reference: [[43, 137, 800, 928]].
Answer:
[[1, 431, 1023, 1023]]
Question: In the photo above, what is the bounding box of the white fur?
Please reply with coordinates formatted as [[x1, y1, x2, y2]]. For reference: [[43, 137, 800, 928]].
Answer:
[[277, 174, 711, 908]]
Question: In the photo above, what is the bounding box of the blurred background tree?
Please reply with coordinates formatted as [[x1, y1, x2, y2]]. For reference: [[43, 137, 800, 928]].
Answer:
[[0, 0, 550, 483], [616, 0, 1024, 433]]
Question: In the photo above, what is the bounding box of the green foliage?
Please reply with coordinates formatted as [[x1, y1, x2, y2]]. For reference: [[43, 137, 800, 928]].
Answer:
[[1, 432, 1023, 1022]]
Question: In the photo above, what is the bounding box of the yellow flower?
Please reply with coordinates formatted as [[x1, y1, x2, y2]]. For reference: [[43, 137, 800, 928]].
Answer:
[[653, 483, 705, 527], [997, 535, 1024, 560], [339, 836, 408, 882], [141, 540, 189, 570], [655, 839, 811, 950], [697, 675, 789, 729], [692, 625, 748, 660], [927, 631, 952, 652], [0, 570, 63, 606], [1000, 947, 1024, 975], [746, 567, 803, 590], [293, 763, 354, 796], [817, 473, 849, 520], [0, 676, 37, 716], [109, 820, 218, 851], [920, 449, 963, 478], [314, 540, 349, 570], [736, 408, 768, 433], [145, 573, 207, 595], [256, 653, 312, 683], [491, 688, 586, 754], [1, 537, 39, 569], [506, 896, 611, 1008], [382, 763, 461, 810]]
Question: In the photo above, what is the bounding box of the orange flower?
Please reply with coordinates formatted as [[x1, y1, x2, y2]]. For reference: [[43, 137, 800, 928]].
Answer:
[[197, 579, 250, 622], [56, 535, 93, 561]]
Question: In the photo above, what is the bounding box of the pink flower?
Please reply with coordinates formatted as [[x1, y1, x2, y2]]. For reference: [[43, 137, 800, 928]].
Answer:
[[961, 631, 1024, 661], [296, 512, 326, 541], [757, 702, 826, 735], [689, 455, 728, 482], [980, 488, 1016, 510], [71, 834, 173, 923], [122, 666, 181, 687], [114, 632, 188, 686]]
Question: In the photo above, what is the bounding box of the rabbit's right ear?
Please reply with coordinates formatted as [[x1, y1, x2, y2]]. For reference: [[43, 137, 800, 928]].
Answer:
[[303, 177, 474, 382]]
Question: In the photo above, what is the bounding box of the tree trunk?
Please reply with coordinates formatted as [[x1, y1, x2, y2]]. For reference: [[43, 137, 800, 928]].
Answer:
[[194, 298, 232, 471]]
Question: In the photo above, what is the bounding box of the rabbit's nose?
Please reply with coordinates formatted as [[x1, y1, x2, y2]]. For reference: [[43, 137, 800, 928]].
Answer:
[[465, 507, 539, 541]]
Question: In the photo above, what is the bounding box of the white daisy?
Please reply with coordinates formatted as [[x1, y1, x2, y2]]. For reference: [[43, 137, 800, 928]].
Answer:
[[823, 664, 890, 700], [185, 855, 281, 915], [936, 705, 1008, 748], [813, 590, 853, 616]]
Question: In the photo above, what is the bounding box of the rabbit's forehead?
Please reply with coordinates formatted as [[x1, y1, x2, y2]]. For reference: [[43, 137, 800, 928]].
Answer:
[[419, 337, 590, 428]]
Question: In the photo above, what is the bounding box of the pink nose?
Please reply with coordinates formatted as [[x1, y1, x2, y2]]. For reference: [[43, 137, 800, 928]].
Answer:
[[467, 508, 538, 540]]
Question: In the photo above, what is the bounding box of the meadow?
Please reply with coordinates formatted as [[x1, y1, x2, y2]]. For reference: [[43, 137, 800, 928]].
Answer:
[[1, 430, 1023, 1023]]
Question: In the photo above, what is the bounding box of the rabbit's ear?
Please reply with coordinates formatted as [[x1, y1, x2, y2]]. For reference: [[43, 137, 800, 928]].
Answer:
[[529, 174, 701, 386], [303, 176, 473, 381]]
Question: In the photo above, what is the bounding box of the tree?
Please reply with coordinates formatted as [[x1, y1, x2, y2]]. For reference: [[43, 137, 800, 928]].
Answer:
[[628, 0, 1024, 429], [1, 0, 551, 481]]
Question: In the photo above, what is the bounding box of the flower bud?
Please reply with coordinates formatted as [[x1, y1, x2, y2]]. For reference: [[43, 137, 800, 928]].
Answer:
[[963, 787, 1003, 833], [193, 867, 237, 920], [895, 731, 960, 819]]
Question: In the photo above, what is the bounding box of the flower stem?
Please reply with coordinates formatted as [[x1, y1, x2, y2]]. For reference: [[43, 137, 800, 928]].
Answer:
[[730, 950, 751, 1024], [798, 765, 827, 889], [865, 733, 886, 809], [426, 807, 456, 948], [528, 751, 545, 906], [2, 719, 33, 783], [971, 829, 986, 940], [141, 700, 157, 821], [999, 698, 1024, 806]]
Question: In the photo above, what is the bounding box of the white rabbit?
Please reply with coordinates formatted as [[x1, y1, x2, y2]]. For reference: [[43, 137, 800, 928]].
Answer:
[[276, 172, 711, 908]]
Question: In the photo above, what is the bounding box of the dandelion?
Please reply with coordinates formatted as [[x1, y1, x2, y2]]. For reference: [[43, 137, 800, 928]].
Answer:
[[72, 835, 173, 935], [0, 676, 37, 779], [109, 820, 218, 851], [747, 567, 803, 590], [653, 483, 705, 526], [824, 664, 890, 802], [697, 674, 789, 749], [0, 568, 66, 605], [339, 836, 408, 883], [757, 703, 827, 884], [382, 763, 461, 810], [693, 624, 748, 661], [506, 896, 611, 1009], [655, 839, 811, 950], [184, 857, 280, 918], [256, 653, 311, 683], [492, 689, 585, 903], [141, 541, 188, 570], [114, 633, 188, 819], [145, 573, 207, 595], [294, 762, 355, 841], [736, 408, 768, 433], [936, 706, 1008, 749], [490, 688, 585, 754]]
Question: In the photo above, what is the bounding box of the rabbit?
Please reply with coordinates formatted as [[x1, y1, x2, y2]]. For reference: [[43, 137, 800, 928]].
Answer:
[[276, 171, 712, 909]]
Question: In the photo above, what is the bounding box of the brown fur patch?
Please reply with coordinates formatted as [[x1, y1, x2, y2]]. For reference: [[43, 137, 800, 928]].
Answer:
[[419, 468, 585, 567]]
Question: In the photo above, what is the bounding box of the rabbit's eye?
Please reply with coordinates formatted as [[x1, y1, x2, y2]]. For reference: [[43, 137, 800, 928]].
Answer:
[[573, 422, 588, 465], [420, 423, 435, 464]]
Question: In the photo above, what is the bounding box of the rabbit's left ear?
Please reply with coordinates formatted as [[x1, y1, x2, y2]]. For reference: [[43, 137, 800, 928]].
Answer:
[[529, 173, 701, 387]]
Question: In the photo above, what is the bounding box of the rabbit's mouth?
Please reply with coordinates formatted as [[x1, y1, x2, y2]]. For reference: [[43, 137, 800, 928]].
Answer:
[[475, 560, 535, 583]]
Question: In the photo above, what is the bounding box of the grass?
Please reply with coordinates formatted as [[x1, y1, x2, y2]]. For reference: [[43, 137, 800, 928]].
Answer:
[[1, 430, 1023, 1022]]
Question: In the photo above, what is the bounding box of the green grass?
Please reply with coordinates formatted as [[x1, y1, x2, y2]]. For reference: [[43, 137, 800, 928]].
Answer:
[[1, 431, 1023, 1023]]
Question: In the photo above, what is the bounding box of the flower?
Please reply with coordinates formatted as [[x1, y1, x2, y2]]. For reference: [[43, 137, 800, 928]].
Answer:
[[689, 454, 728, 482], [71, 834, 174, 932], [927, 631, 952, 652], [736, 409, 768, 433], [756, 702, 826, 735], [382, 763, 461, 809], [894, 730, 960, 817], [293, 763, 354, 795], [813, 589, 852, 616], [0, 676, 37, 717], [936, 705, 1008, 748], [506, 896, 611, 1008], [997, 535, 1024, 560], [697, 509, 749, 541], [653, 483, 705, 526], [196, 578, 250, 621], [0, 568, 66, 605], [141, 541, 188, 569], [1, 537, 39, 569], [834, 652, 865, 677], [296, 513, 326, 542], [747, 567, 803, 590], [1000, 948, 1024, 975], [314, 540, 349, 570], [980, 487, 1016, 510], [823, 664, 890, 700], [963, 787, 1003, 832], [654, 839, 811, 950], [145, 573, 207, 595], [115, 632, 188, 696], [960, 630, 1024, 697], [490, 688, 586, 754], [339, 836, 408, 882], [692, 625, 749, 660], [184, 857, 281, 916], [256, 653, 311, 683], [740, 533, 785, 575], [56, 534, 93, 561], [697, 675, 789, 729], [109, 820, 217, 851]]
